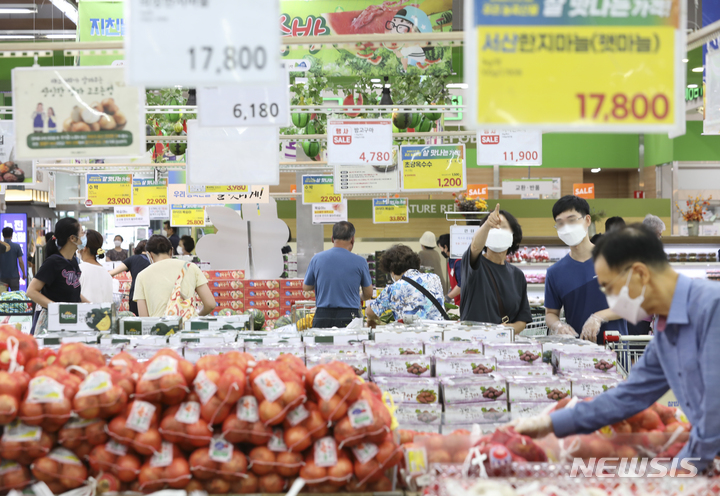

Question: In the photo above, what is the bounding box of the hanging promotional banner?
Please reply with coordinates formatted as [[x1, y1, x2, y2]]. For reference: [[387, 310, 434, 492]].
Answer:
[[167, 171, 267, 205], [334, 146, 399, 194], [11, 66, 145, 159], [188, 185, 248, 194], [77, 0, 125, 66], [114, 206, 150, 227], [302, 175, 341, 204], [450, 225, 479, 259], [476, 130, 542, 166], [573, 183, 595, 199], [197, 81, 290, 128], [372, 198, 409, 224], [464, 0, 685, 134], [149, 205, 170, 220], [86, 174, 133, 207], [171, 205, 206, 227], [502, 179, 554, 196], [327, 119, 393, 166], [0, 122, 33, 186], [126, 0, 280, 87], [467, 184, 489, 199], [400, 144, 466, 192], [312, 200, 348, 225], [133, 178, 167, 206]]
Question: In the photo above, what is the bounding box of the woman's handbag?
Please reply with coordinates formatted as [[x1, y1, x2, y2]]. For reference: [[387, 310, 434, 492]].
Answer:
[[164, 263, 200, 323]]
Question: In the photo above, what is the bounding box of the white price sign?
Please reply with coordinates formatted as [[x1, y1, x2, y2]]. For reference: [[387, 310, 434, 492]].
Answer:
[[327, 119, 393, 166], [126, 0, 280, 87], [197, 82, 290, 127], [450, 225, 479, 259], [476, 130, 542, 166]]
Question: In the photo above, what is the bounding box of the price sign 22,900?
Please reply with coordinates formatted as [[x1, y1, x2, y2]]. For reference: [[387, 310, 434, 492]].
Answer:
[[302, 175, 341, 205]]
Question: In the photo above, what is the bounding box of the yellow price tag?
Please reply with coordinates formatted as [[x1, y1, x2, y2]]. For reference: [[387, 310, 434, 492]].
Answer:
[[400, 145, 466, 192], [171, 206, 205, 227], [373, 198, 408, 224], [302, 174, 342, 204], [133, 179, 167, 206], [86, 174, 132, 207], [203, 185, 248, 193], [405, 447, 427, 475]]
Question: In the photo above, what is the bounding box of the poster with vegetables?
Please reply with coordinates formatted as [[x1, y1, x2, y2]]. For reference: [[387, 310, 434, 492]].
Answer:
[[281, 0, 453, 76], [11, 67, 145, 160], [0, 122, 33, 185]]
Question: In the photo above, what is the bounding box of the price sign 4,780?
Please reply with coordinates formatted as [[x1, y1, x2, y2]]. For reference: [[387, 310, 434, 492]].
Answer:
[[577, 93, 670, 122]]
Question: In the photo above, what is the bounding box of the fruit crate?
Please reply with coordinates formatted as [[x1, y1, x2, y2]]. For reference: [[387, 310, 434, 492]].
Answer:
[[605, 332, 652, 377]]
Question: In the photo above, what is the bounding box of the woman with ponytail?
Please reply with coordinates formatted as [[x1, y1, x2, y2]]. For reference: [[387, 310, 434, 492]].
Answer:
[[78, 229, 113, 303], [27, 217, 87, 333]]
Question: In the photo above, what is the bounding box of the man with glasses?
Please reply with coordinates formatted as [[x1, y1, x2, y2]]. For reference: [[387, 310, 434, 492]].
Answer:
[[514, 224, 720, 473], [545, 195, 627, 343]]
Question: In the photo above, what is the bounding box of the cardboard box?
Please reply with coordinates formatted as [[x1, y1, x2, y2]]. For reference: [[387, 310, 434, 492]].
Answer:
[[209, 280, 244, 290], [282, 289, 314, 298], [443, 326, 512, 343], [435, 356, 497, 377], [184, 315, 249, 331], [245, 280, 280, 289], [363, 340, 424, 357], [280, 279, 304, 288], [507, 377, 571, 403], [119, 317, 182, 336], [370, 355, 432, 378], [246, 289, 281, 299], [203, 270, 245, 280], [213, 299, 245, 311], [47, 303, 115, 332], [303, 330, 370, 345], [245, 299, 281, 310], [444, 402, 510, 424], [372, 377, 440, 404], [394, 402, 442, 426], [211, 290, 244, 299], [37, 332, 98, 346], [441, 375, 507, 405], [373, 330, 443, 344]]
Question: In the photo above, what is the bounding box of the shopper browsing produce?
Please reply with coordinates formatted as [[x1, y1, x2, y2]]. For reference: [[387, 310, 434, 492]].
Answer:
[[366, 244, 445, 325], [418, 231, 448, 295], [105, 234, 128, 262], [0, 226, 25, 291], [164, 221, 180, 255], [515, 224, 720, 471], [460, 204, 531, 334], [303, 221, 372, 328], [643, 214, 666, 238], [78, 229, 113, 304], [545, 195, 627, 343], [108, 240, 151, 316], [605, 216, 626, 232], [27, 217, 88, 333], [437, 234, 461, 305], [133, 235, 215, 317]]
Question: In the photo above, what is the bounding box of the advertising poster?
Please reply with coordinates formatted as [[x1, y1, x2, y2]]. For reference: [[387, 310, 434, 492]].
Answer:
[[11, 66, 145, 159], [0, 122, 33, 186], [312, 200, 348, 225], [114, 206, 150, 227], [281, 0, 453, 76], [77, 0, 125, 66]]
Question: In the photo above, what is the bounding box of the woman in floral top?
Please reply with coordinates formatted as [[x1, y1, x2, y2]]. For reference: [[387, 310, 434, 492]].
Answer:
[[367, 244, 445, 325]]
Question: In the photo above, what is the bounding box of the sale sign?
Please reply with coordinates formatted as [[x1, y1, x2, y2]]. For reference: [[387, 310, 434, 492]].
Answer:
[[400, 144, 466, 192], [327, 119, 393, 166], [171, 205, 206, 227], [373, 198, 409, 224], [476, 130, 542, 166], [467, 184, 489, 199], [302, 175, 341, 205], [86, 174, 132, 207], [133, 178, 167, 206], [573, 183, 595, 199]]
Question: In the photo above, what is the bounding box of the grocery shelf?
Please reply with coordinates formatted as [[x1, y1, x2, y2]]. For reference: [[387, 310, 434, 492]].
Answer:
[[526, 283, 545, 289]]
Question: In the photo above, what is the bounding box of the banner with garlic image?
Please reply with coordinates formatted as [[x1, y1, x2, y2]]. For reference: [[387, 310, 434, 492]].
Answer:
[[11, 66, 145, 159]]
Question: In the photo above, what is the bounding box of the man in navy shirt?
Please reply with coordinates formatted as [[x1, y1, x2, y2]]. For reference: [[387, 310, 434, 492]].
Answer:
[[516, 224, 720, 471], [303, 221, 373, 328], [545, 196, 626, 343]]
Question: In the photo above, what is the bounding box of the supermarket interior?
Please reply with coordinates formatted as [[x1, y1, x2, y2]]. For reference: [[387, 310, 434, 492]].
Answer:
[[0, 0, 716, 494]]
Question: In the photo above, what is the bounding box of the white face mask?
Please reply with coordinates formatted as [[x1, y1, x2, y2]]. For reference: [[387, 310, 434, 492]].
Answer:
[[605, 271, 649, 325], [557, 223, 587, 246], [486, 228, 514, 253], [177, 246, 184, 255], [161, 229, 168, 237], [114, 240, 122, 248]]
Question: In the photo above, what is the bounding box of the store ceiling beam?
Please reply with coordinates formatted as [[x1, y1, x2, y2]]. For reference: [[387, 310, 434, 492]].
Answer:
[[688, 19, 720, 51]]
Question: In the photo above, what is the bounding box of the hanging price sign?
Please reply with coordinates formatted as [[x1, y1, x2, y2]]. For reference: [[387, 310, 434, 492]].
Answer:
[[372, 198, 409, 224], [171, 205, 206, 227], [400, 144, 466, 192], [302, 175, 341, 205], [86, 174, 132, 207], [188, 185, 249, 194], [133, 178, 167, 206], [476, 131, 542, 166], [327, 119, 393, 166], [197, 82, 290, 127]]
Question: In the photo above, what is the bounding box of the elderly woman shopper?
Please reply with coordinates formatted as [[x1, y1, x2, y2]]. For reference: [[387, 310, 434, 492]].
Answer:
[[366, 244, 446, 325]]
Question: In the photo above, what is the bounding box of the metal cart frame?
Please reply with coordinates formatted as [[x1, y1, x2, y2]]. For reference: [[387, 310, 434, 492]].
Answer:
[[605, 332, 653, 377]]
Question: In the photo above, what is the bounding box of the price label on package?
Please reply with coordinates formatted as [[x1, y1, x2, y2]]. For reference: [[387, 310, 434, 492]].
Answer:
[[197, 83, 290, 127], [400, 144, 466, 192], [372, 198, 409, 224], [126, 0, 280, 87], [171, 205, 206, 227], [302, 175, 341, 205], [133, 178, 167, 206], [327, 119, 393, 166], [86, 174, 133, 207], [476, 130, 542, 166]]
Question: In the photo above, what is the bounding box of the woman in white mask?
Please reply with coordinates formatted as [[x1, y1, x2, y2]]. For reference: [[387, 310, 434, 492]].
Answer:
[[460, 204, 532, 334], [106, 234, 129, 262]]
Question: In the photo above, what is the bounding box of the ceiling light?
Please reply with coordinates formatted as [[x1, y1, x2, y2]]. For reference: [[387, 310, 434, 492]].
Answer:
[[0, 4, 37, 14], [49, 0, 78, 24], [688, 84, 698, 88], [682, 58, 689, 63], [0, 35, 34, 39], [692, 67, 704, 72], [591, 168, 601, 173], [446, 83, 468, 89], [45, 33, 77, 39]]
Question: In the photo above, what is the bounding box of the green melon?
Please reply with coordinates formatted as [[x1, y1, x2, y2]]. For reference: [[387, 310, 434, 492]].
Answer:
[[416, 117, 433, 133], [408, 113, 422, 129], [302, 122, 321, 159], [424, 109, 442, 121], [393, 112, 413, 130], [168, 98, 181, 123], [274, 316, 292, 329], [291, 113, 310, 128], [168, 132, 187, 156], [145, 125, 154, 152]]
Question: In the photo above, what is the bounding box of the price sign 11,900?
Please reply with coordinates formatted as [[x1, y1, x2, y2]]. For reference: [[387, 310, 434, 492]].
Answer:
[[127, 0, 280, 87]]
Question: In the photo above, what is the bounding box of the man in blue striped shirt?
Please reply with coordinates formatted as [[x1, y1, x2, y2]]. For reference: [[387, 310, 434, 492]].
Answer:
[[516, 224, 720, 471]]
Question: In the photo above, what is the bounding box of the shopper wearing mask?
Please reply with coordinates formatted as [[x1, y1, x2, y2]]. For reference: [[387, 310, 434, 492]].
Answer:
[[366, 244, 446, 325], [106, 235, 128, 262], [460, 204, 532, 334], [417, 231, 448, 295], [545, 196, 627, 342], [164, 221, 180, 255], [133, 235, 215, 317], [27, 218, 88, 334], [178, 236, 194, 257], [109, 240, 151, 316], [437, 234, 461, 305], [515, 224, 720, 472], [78, 230, 114, 304], [303, 221, 373, 328]]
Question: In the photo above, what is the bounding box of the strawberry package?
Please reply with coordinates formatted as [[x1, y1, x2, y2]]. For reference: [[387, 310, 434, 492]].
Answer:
[[159, 402, 213, 450], [188, 441, 248, 482], [298, 437, 353, 491], [0, 459, 32, 492], [249, 358, 308, 426], [137, 442, 192, 492], [0, 421, 55, 465], [192, 351, 252, 425], [221, 397, 273, 445], [19, 367, 81, 432], [31, 447, 89, 493], [306, 362, 362, 423], [0, 370, 29, 425], [88, 441, 142, 483], [136, 350, 196, 406], [107, 400, 162, 455], [58, 417, 108, 458], [73, 368, 131, 419]]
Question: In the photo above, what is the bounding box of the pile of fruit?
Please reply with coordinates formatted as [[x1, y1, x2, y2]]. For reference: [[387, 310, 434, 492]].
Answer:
[[0, 335, 403, 494]]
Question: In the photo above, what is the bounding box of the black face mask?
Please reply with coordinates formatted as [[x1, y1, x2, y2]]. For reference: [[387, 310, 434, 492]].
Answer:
[[440, 251, 449, 259]]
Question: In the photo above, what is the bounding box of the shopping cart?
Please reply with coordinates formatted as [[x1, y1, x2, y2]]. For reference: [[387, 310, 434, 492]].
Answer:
[[518, 307, 551, 337], [605, 331, 653, 376]]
